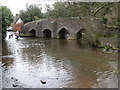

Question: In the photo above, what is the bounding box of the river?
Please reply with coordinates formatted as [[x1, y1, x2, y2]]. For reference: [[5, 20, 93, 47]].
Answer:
[[2, 31, 118, 88]]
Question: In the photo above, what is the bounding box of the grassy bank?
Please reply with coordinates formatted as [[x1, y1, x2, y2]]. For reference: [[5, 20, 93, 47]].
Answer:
[[20, 33, 30, 37]]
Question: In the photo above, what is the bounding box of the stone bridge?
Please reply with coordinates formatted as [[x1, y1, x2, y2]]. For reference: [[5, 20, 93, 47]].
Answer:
[[22, 17, 105, 39]]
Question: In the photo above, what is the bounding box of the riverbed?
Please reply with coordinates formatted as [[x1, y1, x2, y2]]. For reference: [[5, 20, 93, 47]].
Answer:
[[2, 31, 118, 88]]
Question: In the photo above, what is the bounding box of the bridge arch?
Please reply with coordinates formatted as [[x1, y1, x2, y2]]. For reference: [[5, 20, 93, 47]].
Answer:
[[43, 29, 52, 38], [76, 28, 85, 40], [29, 29, 36, 37], [58, 28, 69, 39]]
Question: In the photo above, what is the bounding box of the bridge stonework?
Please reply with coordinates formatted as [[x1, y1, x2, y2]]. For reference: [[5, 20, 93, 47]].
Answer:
[[22, 17, 105, 39]]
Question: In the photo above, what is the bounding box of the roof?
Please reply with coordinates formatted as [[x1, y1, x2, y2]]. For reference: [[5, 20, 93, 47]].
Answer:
[[16, 18, 23, 24]]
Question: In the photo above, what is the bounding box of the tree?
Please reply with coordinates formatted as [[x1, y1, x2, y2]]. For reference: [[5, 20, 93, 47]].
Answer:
[[19, 4, 43, 23], [44, 2, 118, 47], [0, 6, 13, 40], [45, 2, 74, 18], [45, 2, 115, 19]]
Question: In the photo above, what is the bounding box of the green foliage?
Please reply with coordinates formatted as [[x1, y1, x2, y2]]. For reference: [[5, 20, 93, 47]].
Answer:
[[45, 2, 81, 18], [45, 2, 118, 28], [1, 6, 13, 30], [81, 19, 104, 47], [101, 17, 107, 24], [44, 2, 118, 47], [45, 2, 115, 18], [19, 4, 43, 23], [82, 28, 100, 47], [0, 6, 13, 39]]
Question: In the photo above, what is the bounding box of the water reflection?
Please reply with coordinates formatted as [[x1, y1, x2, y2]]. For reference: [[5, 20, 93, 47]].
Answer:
[[2, 31, 118, 88], [2, 40, 14, 71]]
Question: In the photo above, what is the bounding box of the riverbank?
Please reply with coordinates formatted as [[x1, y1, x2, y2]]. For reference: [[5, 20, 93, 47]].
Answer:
[[20, 33, 30, 37], [99, 34, 118, 54]]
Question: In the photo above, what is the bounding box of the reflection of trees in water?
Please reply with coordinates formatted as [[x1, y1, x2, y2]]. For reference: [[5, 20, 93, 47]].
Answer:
[[2, 38, 117, 88], [20, 40, 43, 66], [2, 58, 14, 69], [58, 39, 68, 47], [2, 41, 14, 69], [76, 41, 83, 48], [2, 41, 12, 56]]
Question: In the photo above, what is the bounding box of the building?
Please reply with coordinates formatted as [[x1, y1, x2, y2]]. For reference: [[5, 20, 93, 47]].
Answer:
[[12, 14, 23, 32]]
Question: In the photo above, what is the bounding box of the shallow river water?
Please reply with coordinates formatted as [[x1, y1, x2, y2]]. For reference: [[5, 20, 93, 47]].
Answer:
[[2, 31, 118, 88]]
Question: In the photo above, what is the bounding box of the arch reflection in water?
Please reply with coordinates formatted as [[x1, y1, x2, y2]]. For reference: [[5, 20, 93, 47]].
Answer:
[[2, 31, 118, 88]]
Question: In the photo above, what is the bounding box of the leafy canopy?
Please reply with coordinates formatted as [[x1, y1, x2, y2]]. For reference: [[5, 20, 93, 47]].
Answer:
[[45, 2, 115, 18], [19, 4, 43, 23], [0, 6, 13, 39], [0, 6, 13, 31]]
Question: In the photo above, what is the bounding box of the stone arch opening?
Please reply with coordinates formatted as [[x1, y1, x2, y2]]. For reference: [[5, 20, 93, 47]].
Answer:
[[29, 29, 36, 37], [76, 29, 85, 40], [43, 29, 51, 38], [59, 28, 69, 39]]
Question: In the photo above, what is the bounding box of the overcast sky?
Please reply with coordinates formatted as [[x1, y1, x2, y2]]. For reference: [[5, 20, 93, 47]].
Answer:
[[0, 0, 119, 16], [0, 0, 57, 15]]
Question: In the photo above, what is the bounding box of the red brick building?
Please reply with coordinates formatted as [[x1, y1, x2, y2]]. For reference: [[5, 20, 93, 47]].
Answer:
[[13, 18, 23, 32]]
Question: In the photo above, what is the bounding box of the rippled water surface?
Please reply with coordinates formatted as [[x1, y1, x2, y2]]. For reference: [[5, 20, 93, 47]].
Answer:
[[2, 31, 118, 88]]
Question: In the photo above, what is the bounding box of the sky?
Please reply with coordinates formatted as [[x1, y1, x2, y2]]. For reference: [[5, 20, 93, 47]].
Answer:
[[0, 0, 82, 16], [0, 0, 57, 15]]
